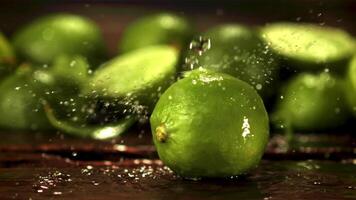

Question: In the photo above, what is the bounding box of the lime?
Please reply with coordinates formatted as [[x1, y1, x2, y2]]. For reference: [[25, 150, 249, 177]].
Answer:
[[85, 45, 178, 114], [119, 13, 193, 53], [45, 105, 136, 140], [0, 32, 15, 65], [12, 14, 106, 66], [0, 32, 15, 78], [185, 24, 279, 99], [38, 55, 91, 119], [150, 69, 269, 178], [0, 55, 91, 131], [345, 55, 356, 116], [272, 72, 349, 132], [261, 23, 355, 73], [0, 66, 52, 130]]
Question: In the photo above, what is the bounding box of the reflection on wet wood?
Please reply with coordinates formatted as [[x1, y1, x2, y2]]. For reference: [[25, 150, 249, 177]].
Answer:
[[0, 132, 355, 199]]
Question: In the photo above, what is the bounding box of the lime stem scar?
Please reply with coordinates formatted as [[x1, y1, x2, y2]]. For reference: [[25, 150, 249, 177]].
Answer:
[[156, 125, 168, 143]]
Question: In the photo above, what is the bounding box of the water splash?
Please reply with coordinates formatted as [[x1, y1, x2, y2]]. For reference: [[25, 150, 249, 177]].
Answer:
[[189, 36, 211, 56], [241, 116, 251, 138], [33, 171, 72, 194], [184, 36, 211, 70]]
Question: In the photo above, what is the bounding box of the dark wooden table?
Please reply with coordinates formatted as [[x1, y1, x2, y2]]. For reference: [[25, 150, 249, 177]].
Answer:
[[0, 130, 356, 200]]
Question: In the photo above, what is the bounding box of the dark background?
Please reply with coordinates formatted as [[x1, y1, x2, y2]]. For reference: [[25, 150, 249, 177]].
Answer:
[[0, 0, 355, 56]]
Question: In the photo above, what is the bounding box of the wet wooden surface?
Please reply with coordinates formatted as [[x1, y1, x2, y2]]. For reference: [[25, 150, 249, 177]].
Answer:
[[0, 130, 356, 200]]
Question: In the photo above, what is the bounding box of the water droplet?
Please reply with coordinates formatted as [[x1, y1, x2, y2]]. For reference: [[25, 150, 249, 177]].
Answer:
[[70, 60, 77, 67], [189, 36, 211, 56], [15, 87, 21, 90], [255, 84, 262, 90], [324, 68, 329, 73], [241, 116, 251, 138], [280, 95, 284, 99], [53, 191, 62, 195]]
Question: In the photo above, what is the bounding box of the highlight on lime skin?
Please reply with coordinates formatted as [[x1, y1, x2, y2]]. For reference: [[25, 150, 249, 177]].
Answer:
[[155, 125, 168, 143]]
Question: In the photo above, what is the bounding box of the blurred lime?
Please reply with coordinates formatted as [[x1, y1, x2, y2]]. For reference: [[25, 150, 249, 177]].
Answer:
[[13, 14, 106, 66], [150, 69, 269, 178], [40, 55, 91, 119], [185, 24, 279, 99], [85, 45, 178, 116], [119, 13, 193, 53], [345, 55, 356, 116], [261, 23, 355, 73], [0, 32, 15, 78], [272, 72, 349, 132], [0, 66, 52, 130]]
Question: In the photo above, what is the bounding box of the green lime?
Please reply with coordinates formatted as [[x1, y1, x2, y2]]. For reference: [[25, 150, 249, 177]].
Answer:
[[0, 32, 16, 78], [272, 72, 349, 132], [45, 105, 136, 140], [12, 14, 106, 66], [0, 32, 15, 65], [150, 69, 269, 178], [38, 55, 91, 119], [119, 13, 193, 53], [261, 23, 356, 73], [345, 55, 356, 116], [185, 24, 279, 99], [0, 66, 52, 130], [85, 45, 178, 114]]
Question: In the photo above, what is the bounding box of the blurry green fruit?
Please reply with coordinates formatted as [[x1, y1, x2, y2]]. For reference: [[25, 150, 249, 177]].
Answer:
[[261, 23, 355, 73], [272, 72, 349, 132], [39, 55, 91, 119], [85, 45, 178, 115], [345, 56, 356, 116], [119, 13, 193, 53], [0, 66, 52, 130], [0, 32, 16, 78], [13, 14, 106, 66]]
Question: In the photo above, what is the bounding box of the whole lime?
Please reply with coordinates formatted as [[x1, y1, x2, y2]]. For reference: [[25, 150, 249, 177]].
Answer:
[[184, 24, 279, 99], [12, 14, 106, 66], [150, 69, 269, 178], [119, 13, 193, 53], [272, 72, 349, 132]]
